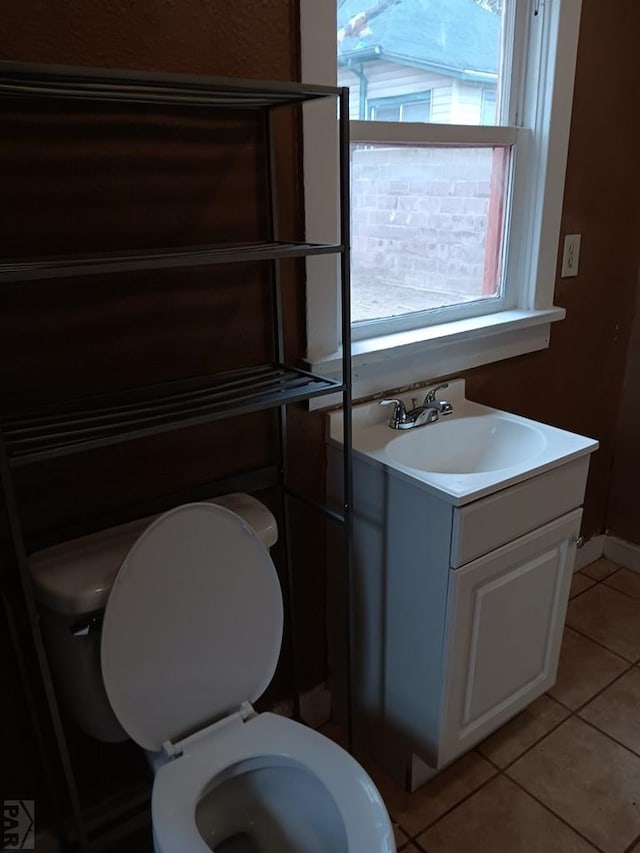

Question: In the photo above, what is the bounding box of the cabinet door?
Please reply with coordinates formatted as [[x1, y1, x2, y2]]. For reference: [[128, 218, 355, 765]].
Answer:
[[439, 509, 581, 766]]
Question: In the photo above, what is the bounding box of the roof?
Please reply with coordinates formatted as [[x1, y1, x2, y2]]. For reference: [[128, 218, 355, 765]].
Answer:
[[338, 0, 500, 80]]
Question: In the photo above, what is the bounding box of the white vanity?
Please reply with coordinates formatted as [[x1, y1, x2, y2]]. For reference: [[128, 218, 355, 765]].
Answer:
[[326, 379, 598, 789]]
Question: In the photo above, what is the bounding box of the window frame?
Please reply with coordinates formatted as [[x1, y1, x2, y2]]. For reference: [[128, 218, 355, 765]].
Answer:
[[300, 0, 582, 401], [348, 125, 514, 341], [367, 90, 433, 123], [481, 88, 498, 125]]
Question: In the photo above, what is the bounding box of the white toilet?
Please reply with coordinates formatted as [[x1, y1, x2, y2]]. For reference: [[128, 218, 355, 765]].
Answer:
[[31, 498, 395, 852]]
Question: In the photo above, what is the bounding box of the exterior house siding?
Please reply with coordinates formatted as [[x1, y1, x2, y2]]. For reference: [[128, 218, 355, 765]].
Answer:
[[339, 60, 456, 122], [452, 79, 486, 125]]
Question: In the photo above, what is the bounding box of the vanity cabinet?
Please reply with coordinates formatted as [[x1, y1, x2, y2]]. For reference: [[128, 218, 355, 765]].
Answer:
[[326, 442, 588, 787]]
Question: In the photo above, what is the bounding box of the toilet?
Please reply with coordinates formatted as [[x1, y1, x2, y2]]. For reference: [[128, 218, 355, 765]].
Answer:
[[31, 497, 395, 852]]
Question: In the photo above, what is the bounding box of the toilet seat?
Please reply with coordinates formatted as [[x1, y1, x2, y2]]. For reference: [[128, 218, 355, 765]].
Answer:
[[152, 712, 395, 853]]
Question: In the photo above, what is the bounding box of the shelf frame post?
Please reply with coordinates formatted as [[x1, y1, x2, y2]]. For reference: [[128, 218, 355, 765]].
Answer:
[[0, 435, 89, 851]]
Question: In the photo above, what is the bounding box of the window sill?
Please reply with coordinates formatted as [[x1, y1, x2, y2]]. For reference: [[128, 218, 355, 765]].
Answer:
[[306, 307, 565, 408]]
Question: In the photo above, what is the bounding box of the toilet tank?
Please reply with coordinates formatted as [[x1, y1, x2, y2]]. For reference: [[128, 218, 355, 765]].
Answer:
[[30, 494, 278, 743]]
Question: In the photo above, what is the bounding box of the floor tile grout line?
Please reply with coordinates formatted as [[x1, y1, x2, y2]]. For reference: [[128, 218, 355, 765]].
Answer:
[[570, 570, 605, 599], [546, 691, 576, 713], [576, 565, 640, 609], [394, 701, 636, 845], [576, 712, 640, 764], [563, 621, 636, 664], [402, 839, 429, 853], [410, 675, 640, 848], [393, 765, 499, 841], [542, 665, 640, 759], [579, 571, 618, 582], [482, 705, 573, 773], [508, 683, 640, 770], [601, 576, 640, 605], [484, 659, 635, 773], [574, 566, 618, 590], [503, 768, 609, 853], [406, 756, 607, 853], [394, 662, 636, 843], [578, 558, 621, 582], [563, 566, 640, 700], [424, 665, 637, 847], [571, 661, 636, 711], [550, 659, 636, 716], [413, 561, 628, 852], [623, 828, 640, 853], [392, 559, 631, 851], [480, 748, 503, 774]]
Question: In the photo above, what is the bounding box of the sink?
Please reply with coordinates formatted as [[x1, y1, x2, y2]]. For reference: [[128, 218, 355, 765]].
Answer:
[[384, 413, 547, 475], [327, 378, 599, 506]]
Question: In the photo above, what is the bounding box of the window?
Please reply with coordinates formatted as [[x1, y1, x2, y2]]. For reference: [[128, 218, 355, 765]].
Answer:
[[341, 0, 512, 336], [368, 92, 432, 123], [481, 89, 498, 125], [301, 0, 582, 399]]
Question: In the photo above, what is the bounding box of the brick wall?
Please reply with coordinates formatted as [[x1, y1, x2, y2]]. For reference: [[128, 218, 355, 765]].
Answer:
[[351, 145, 495, 321]]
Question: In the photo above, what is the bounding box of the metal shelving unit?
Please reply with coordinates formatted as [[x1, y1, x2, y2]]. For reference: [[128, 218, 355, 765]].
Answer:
[[0, 240, 343, 283], [0, 61, 352, 852], [3, 365, 343, 466]]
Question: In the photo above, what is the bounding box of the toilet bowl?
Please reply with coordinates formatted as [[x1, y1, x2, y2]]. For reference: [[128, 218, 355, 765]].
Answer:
[[153, 711, 393, 852], [34, 499, 395, 852]]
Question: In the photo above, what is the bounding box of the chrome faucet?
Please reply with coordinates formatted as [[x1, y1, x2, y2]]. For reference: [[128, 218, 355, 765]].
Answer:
[[379, 383, 454, 430]]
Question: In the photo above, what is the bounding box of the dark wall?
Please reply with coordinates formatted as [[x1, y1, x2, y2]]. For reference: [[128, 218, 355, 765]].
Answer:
[[0, 0, 316, 827], [0, 2, 307, 569], [462, 0, 640, 540], [1, 1, 299, 80], [607, 271, 640, 542]]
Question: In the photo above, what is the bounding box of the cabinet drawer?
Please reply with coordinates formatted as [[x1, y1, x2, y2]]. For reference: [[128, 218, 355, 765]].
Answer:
[[450, 457, 589, 568]]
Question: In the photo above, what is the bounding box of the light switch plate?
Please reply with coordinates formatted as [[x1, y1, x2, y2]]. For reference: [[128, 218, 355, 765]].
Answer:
[[561, 234, 581, 278]]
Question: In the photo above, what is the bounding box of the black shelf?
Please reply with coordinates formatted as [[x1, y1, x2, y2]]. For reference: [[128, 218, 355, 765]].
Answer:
[[0, 241, 343, 284], [0, 61, 353, 853], [0, 61, 340, 108], [2, 365, 343, 466]]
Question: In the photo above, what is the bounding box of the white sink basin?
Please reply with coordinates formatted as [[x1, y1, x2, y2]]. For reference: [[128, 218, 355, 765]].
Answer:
[[385, 414, 547, 475], [327, 379, 599, 505]]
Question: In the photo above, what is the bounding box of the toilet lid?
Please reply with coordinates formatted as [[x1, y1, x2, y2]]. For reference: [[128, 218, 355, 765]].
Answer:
[[100, 503, 283, 752]]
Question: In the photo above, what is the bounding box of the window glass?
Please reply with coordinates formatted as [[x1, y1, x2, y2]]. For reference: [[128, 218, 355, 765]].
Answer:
[[350, 144, 510, 324], [369, 94, 432, 123], [481, 89, 498, 125], [371, 102, 401, 121], [338, 0, 505, 125], [401, 97, 431, 123], [339, 0, 511, 331]]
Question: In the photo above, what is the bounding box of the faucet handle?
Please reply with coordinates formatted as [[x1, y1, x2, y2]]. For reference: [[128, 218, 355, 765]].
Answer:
[[424, 382, 449, 404], [379, 398, 407, 427]]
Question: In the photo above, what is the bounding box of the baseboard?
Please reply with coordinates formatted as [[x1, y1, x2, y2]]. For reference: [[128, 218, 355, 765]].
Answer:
[[604, 536, 640, 573], [573, 533, 640, 575], [299, 683, 332, 728], [573, 535, 605, 572], [410, 753, 438, 792], [271, 683, 332, 729], [271, 698, 294, 718]]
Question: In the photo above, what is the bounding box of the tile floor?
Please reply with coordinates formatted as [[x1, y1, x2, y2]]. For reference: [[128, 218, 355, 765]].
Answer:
[[331, 559, 640, 853]]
